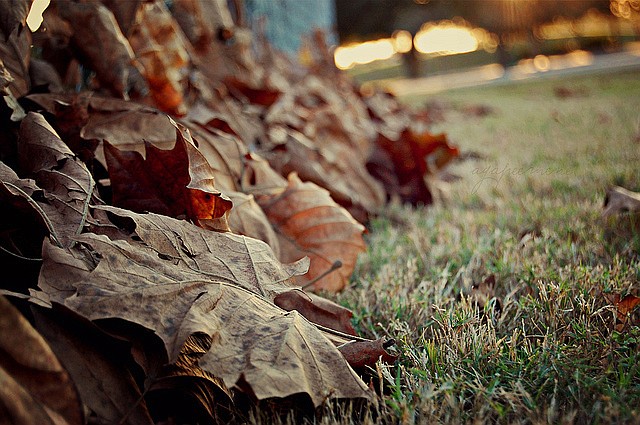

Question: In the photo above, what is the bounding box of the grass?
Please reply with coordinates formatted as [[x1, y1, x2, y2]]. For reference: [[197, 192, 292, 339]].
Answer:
[[324, 70, 640, 424]]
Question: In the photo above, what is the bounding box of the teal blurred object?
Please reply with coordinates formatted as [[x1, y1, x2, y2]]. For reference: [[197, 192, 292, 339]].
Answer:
[[244, 0, 337, 55]]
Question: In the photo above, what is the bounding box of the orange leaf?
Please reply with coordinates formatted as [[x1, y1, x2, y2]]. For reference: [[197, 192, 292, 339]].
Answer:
[[127, 1, 189, 115], [104, 118, 232, 229], [257, 173, 366, 292], [604, 292, 640, 330]]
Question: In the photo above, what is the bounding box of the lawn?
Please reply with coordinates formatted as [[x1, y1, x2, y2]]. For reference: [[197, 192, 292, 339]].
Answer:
[[324, 70, 640, 424]]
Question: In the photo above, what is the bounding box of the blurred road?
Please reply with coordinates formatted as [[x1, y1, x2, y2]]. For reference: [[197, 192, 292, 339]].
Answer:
[[383, 43, 640, 96]]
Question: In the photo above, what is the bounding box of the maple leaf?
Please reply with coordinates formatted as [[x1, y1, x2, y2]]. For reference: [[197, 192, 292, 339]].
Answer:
[[35, 205, 372, 406], [104, 118, 233, 230], [257, 173, 366, 292], [0, 296, 84, 425]]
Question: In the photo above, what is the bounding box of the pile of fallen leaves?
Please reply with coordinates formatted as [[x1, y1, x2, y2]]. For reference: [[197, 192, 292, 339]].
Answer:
[[0, 1, 459, 423]]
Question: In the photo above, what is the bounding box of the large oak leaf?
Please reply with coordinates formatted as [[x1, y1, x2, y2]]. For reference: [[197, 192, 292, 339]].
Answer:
[[257, 173, 366, 293], [35, 206, 371, 406]]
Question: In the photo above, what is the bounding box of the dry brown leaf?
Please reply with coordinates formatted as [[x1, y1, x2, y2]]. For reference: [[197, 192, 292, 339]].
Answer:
[[1, 57, 26, 122], [32, 305, 154, 425], [26, 93, 178, 166], [603, 186, 640, 217], [226, 190, 280, 257], [0, 296, 84, 425], [370, 129, 459, 205], [257, 173, 366, 292], [100, 0, 143, 36], [224, 76, 282, 107], [260, 74, 386, 221], [181, 110, 250, 193], [25, 94, 263, 197], [34, 205, 371, 406], [241, 152, 288, 196], [170, 0, 212, 51], [104, 119, 232, 230], [265, 125, 385, 222], [337, 338, 397, 371], [0, 0, 30, 40], [56, 1, 147, 99], [0, 162, 50, 268], [0, 25, 31, 98], [17, 112, 98, 247]]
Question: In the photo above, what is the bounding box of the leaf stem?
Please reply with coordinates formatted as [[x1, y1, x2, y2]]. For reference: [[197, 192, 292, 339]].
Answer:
[[301, 260, 342, 290]]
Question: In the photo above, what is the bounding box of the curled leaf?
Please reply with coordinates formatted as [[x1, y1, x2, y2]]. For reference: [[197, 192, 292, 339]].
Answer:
[[337, 338, 397, 370], [32, 305, 154, 425], [274, 290, 356, 336], [603, 186, 640, 217]]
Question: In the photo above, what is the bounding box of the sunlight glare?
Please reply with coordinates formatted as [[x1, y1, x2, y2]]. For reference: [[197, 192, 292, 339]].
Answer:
[[334, 38, 396, 70], [392, 30, 413, 54], [414, 23, 478, 55]]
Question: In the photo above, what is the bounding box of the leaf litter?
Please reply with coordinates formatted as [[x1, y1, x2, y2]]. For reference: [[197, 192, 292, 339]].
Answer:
[[0, 0, 469, 421]]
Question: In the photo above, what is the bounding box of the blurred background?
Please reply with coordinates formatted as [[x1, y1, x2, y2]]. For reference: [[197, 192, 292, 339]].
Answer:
[[241, 0, 640, 93]]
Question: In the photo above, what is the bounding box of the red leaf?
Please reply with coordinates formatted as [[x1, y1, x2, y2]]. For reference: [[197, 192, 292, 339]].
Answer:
[[105, 118, 232, 228], [371, 129, 459, 205]]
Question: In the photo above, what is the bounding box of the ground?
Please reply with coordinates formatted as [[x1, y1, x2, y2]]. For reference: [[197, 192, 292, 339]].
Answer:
[[322, 70, 640, 424]]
